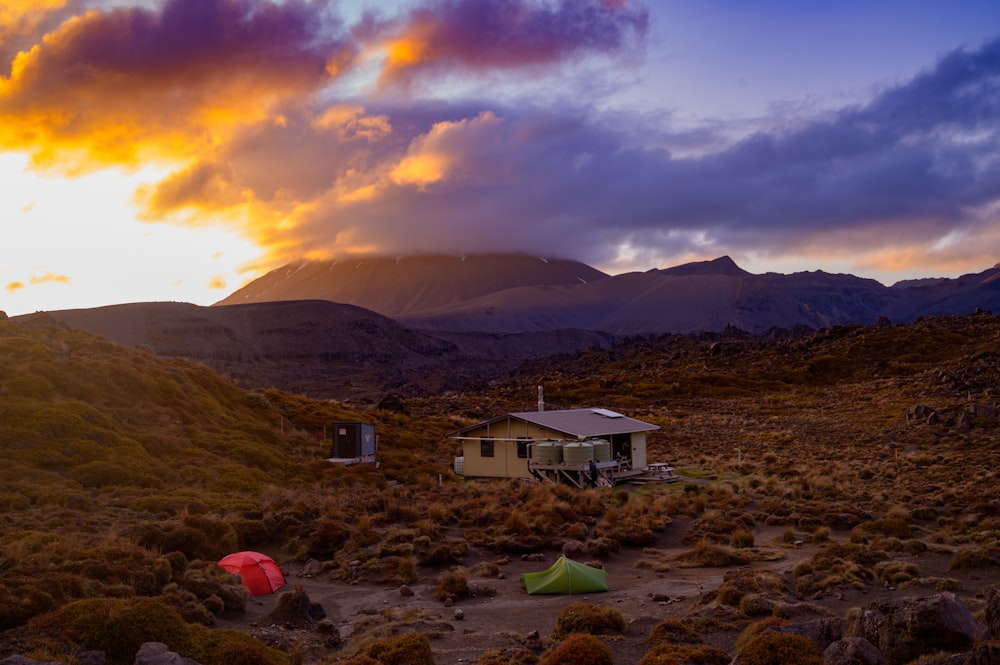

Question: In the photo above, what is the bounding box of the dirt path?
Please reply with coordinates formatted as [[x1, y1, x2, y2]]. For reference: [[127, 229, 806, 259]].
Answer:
[[217, 523, 830, 664]]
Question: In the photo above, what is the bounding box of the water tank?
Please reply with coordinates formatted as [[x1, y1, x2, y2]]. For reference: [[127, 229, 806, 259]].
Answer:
[[563, 441, 594, 465], [533, 440, 563, 464], [453, 457, 464, 475], [590, 439, 612, 463]]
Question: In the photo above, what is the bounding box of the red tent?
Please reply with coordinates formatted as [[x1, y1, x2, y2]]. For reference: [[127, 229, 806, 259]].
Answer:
[[218, 551, 285, 596]]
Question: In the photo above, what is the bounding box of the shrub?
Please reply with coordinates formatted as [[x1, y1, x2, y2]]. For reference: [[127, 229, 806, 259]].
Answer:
[[716, 569, 786, 608], [187, 625, 290, 665], [850, 517, 912, 542], [875, 561, 920, 585], [27, 597, 194, 665], [734, 617, 789, 654], [640, 643, 731, 665], [948, 547, 999, 570], [420, 539, 469, 567], [646, 618, 702, 646], [730, 528, 755, 548], [539, 633, 613, 665], [0, 581, 58, 630], [357, 632, 435, 665], [551, 602, 625, 639], [736, 630, 821, 665], [675, 540, 749, 568], [435, 568, 469, 602]]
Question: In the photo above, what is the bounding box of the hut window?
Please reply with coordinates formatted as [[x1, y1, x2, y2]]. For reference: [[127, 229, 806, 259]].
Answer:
[[480, 438, 494, 457], [516, 439, 529, 458]]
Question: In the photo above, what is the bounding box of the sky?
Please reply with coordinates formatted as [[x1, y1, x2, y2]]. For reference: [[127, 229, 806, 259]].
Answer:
[[1, 0, 999, 316]]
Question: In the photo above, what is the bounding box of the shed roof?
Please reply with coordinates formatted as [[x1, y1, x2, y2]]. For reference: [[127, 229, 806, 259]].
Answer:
[[449, 408, 659, 439]]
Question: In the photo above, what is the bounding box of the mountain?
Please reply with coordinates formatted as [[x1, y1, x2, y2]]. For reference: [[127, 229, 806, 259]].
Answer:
[[214, 253, 608, 317], [390, 256, 933, 334], [218, 253, 1000, 335], [24, 300, 613, 401], [19, 254, 1000, 400]]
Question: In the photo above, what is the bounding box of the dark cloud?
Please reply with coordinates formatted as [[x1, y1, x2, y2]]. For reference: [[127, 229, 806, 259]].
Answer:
[[371, 0, 649, 89], [2, 0, 996, 276], [277, 36, 1000, 267]]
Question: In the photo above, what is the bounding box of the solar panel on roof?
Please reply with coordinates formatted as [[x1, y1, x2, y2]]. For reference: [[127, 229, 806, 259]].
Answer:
[[590, 408, 624, 418]]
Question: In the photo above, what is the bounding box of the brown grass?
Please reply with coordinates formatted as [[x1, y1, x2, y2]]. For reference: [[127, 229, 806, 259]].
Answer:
[[4, 314, 1000, 662]]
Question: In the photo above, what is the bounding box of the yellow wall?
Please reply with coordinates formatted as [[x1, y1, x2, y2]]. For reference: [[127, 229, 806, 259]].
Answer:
[[458, 417, 566, 478], [456, 416, 652, 478], [461, 439, 531, 478]]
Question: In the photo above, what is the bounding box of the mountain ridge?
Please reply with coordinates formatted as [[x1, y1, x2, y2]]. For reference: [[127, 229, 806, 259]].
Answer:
[[215, 253, 1000, 334], [16, 253, 1000, 400]]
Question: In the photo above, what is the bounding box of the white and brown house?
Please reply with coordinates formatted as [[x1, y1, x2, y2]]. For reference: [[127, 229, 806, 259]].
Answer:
[[448, 408, 660, 485]]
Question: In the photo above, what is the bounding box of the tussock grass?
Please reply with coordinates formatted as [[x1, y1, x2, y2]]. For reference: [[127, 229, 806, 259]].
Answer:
[[5, 314, 1000, 662]]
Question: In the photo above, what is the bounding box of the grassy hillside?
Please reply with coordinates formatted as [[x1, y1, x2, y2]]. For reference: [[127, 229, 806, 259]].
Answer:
[[2, 313, 999, 663]]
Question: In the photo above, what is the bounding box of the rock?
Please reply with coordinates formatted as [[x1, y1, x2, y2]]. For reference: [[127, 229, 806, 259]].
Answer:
[[454, 608, 464, 620], [905, 404, 938, 425], [851, 593, 988, 665], [526, 630, 540, 640], [773, 617, 844, 651], [936, 643, 1000, 664], [823, 637, 888, 665], [375, 393, 408, 414], [0, 657, 65, 665], [299, 558, 322, 577], [443, 596, 454, 607], [133, 642, 202, 665], [985, 584, 1000, 639], [78, 654, 105, 665], [316, 618, 338, 634], [265, 588, 326, 627], [399, 584, 414, 597], [521, 553, 545, 562]]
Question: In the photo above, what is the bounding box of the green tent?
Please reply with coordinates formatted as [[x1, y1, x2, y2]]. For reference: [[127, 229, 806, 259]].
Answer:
[[520, 556, 608, 595]]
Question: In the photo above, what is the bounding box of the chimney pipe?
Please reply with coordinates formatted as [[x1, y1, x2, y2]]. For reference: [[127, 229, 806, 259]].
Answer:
[[538, 385, 544, 412]]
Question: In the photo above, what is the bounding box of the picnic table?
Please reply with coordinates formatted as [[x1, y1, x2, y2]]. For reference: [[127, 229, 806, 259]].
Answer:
[[648, 462, 678, 481]]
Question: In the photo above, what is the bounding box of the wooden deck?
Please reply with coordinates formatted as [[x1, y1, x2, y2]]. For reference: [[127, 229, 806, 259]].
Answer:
[[527, 460, 680, 487]]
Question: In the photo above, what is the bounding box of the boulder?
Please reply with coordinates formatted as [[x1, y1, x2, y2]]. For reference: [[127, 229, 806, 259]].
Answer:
[[984, 584, 1000, 639], [905, 404, 938, 425], [773, 617, 844, 651], [850, 593, 988, 665], [0, 657, 64, 665], [133, 643, 201, 665], [823, 637, 887, 665], [265, 588, 326, 627], [936, 643, 1000, 665]]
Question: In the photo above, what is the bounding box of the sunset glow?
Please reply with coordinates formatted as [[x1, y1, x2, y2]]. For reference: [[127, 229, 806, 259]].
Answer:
[[1, 0, 999, 316]]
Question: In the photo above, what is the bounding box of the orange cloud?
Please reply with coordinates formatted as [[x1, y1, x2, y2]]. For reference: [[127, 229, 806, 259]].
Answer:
[[30, 272, 70, 285], [0, 1, 354, 174], [312, 104, 392, 141], [374, 0, 648, 90], [390, 111, 502, 189], [5, 272, 70, 294]]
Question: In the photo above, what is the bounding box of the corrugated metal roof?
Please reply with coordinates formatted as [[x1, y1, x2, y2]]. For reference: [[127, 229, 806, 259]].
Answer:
[[449, 408, 659, 438]]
